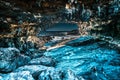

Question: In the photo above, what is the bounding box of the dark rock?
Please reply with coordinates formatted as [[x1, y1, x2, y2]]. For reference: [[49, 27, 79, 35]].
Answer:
[[0, 48, 31, 73], [81, 9, 92, 22], [38, 69, 63, 80], [28, 56, 55, 66], [0, 21, 10, 33], [2, 71, 34, 80]]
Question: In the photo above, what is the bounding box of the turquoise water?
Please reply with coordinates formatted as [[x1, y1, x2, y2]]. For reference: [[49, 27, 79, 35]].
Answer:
[[44, 36, 120, 79]]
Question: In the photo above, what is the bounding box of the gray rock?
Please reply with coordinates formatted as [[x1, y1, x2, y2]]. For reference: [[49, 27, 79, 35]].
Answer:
[[3, 71, 34, 80], [28, 56, 55, 66]]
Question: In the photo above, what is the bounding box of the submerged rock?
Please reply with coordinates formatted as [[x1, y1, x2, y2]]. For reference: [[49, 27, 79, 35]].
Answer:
[[0, 48, 30, 73], [2, 71, 34, 80], [28, 56, 55, 66]]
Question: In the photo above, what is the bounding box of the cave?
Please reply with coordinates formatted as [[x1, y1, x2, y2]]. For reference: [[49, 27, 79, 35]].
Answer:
[[0, 0, 120, 80]]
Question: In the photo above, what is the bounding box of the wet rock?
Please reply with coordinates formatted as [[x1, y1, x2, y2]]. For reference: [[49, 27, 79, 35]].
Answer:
[[0, 74, 4, 80], [0, 60, 17, 73], [0, 48, 30, 73], [65, 70, 80, 80], [26, 49, 44, 58], [103, 66, 120, 80], [0, 48, 20, 60], [79, 67, 107, 80], [0, 48, 19, 73], [15, 65, 54, 75], [15, 55, 31, 67], [2, 71, 34, 80], [28, 56, 55, 66], [30, 51, 44, 59], [38, 69, 63, 80]]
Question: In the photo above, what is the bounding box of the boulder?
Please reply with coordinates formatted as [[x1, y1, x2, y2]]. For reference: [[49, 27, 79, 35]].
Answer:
[[0, 48, 31, 73], [15, 55, 31, 67], [0, 60, 17, 73], [0, 48, 20, 60], [28, 56, 55, 66], [38, 69, 82, 80], [2, 71, 34, 80], [38, 69, 63, 80]]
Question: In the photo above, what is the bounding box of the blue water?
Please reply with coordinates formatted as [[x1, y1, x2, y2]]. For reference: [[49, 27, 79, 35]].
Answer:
[[44, 36, 120, 79]]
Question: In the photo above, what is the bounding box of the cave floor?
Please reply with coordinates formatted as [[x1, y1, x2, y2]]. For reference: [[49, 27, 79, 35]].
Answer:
[[44, 36, 120, 80]]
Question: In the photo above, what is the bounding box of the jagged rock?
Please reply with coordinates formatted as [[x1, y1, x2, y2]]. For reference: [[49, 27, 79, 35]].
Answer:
[[28, 56, 55, 66], [15, 65, 54, 75], [2, 71, 34, 80], [38, 69, 63, 80], [0, 48, 31, 73]]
